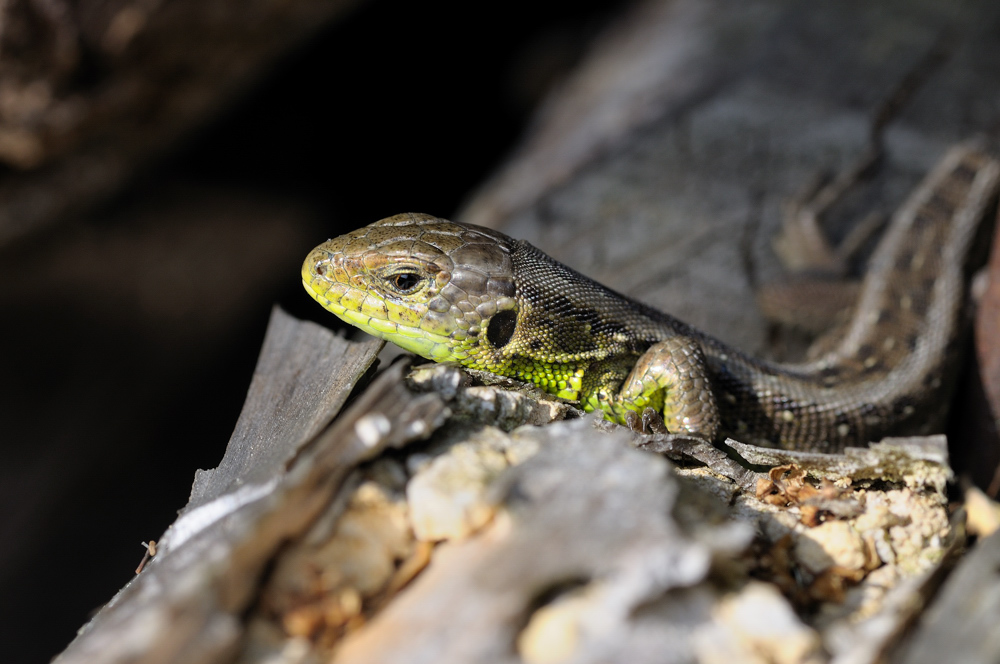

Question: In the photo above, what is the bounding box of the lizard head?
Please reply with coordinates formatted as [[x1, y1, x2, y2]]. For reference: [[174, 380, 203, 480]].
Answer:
[[302, 213, 519, 365]]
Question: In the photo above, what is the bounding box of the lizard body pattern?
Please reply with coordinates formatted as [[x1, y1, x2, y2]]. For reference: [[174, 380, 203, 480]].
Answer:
[[303, 144, 999, 452]]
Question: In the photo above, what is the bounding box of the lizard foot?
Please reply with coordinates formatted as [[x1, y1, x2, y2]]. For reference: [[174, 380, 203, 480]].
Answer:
[[624, 408, 669, 435]]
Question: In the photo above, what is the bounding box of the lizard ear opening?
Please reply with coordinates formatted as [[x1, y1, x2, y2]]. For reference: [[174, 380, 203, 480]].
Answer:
[[486, 310, 517, 349]]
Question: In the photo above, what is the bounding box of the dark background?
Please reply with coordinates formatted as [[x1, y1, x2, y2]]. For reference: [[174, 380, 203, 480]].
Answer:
[[0, 1, 628, 661]]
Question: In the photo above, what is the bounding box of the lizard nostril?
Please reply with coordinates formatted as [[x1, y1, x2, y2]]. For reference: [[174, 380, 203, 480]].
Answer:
[[308, 250, 338, 279]]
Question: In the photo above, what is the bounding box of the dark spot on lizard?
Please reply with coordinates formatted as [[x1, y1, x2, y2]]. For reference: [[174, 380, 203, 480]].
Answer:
[[913, 212, 935, 230], [519, 283, 545, 307], [954, 162, 978, 182], [909, 292, 930, 317], [557, 334, 597, 354], [550, 294, 575, 314], [895, 247, 916, 271], [892, 396, 917, 415], [858, 403, 882, 424], [926, 192, 955, 216], [875, 308, 895, 325], [819, 366, 842, 386], [572, 307, 602, 327], [862, 360, 884, 375], [599, 319, 628, 336], [922, 371, 942, 387], [487, 310, 517, 349]]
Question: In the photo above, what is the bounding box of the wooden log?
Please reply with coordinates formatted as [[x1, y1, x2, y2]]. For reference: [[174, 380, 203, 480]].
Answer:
[[891, 530, 1000, 664], [52, 309, 442, 664]]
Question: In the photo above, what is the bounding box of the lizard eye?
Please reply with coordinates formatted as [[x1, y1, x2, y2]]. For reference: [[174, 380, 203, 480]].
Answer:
[[388, 271, 423, 293]]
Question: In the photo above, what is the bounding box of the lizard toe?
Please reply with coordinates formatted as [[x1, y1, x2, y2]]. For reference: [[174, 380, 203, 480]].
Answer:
[[642, 407, 668, 434], [624, 410, 642, 432]]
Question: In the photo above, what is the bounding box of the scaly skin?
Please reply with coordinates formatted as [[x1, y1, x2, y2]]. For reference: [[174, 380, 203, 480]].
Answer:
[[303, 144, 999, 451]]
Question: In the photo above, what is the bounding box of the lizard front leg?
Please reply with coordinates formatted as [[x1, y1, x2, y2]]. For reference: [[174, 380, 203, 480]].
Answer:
[[583, 336, 720, 439]]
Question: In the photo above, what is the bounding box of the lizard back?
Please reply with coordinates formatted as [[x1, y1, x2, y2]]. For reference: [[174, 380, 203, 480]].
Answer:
[[504, 145, 999, 450]]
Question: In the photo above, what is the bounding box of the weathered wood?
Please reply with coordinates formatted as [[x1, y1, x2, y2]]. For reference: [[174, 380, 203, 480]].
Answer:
[[892, 530, 1000, 664], [53, 311, 438, 664], [332, 420, 753, 664], [728, 436, 952, 491], [187, 307, 382, 509]]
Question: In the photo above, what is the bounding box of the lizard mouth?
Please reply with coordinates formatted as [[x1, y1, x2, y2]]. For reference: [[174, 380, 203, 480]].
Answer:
[[302, 249, 461, 362], [301, 276, 337, 309]]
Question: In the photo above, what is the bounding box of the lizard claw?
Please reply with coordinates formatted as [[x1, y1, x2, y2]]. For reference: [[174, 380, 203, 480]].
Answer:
[[642, 407, 669, 434], [625, 408, 669, 434], [624, 410, 642, 432]]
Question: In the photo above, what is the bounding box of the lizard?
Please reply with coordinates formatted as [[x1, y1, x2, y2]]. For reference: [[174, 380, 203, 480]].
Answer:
[[302, 143, 1000, 452]]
